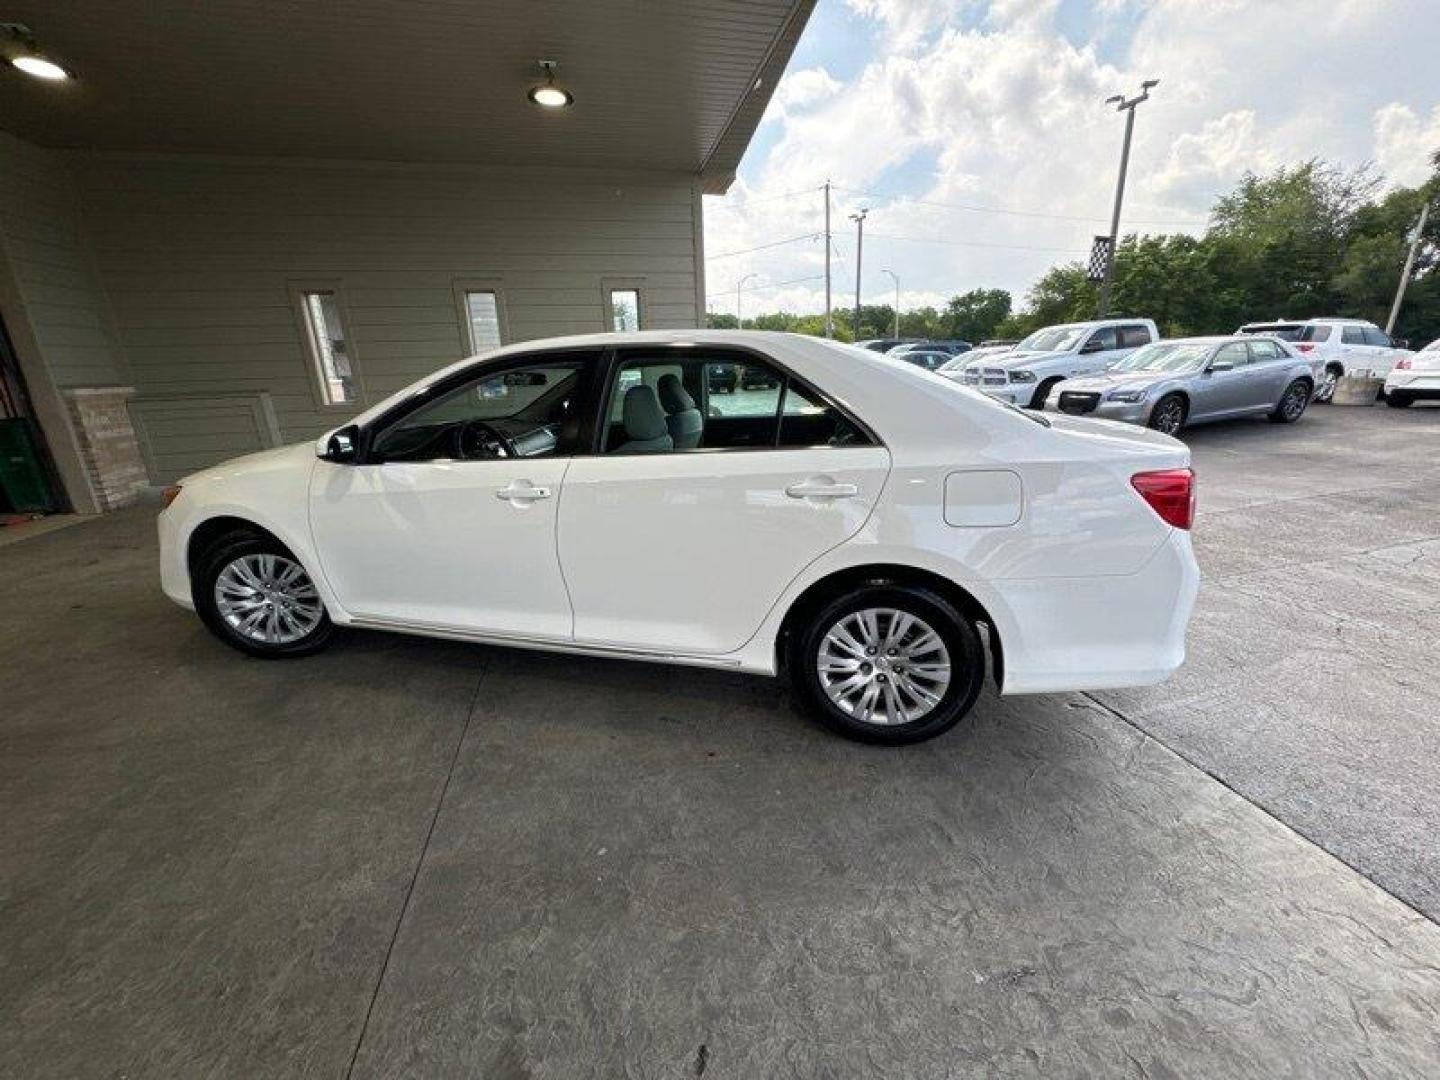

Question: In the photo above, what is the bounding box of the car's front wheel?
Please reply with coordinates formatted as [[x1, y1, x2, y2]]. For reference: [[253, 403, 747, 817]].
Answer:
[[1148, 393, 1187, 436], [1268, 379, 1311, 423], [194, 530, 335, 657], [789, 585, 986, 745]]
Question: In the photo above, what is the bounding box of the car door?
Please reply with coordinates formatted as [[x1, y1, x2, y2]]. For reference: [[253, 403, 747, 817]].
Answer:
[[1243, 338, 1294, 407], [1339, 324, 1371, 372], [308, 352, 596, 637], [1191, 341, 1252, 418], [557, 347, 891, 655], [1074, 326, 1121, 376]]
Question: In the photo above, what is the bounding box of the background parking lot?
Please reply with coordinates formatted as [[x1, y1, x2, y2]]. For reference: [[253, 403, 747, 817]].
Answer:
[[3, 404, 1439, 1076]]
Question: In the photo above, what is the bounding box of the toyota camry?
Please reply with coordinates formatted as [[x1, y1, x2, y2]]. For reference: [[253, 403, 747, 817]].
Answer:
[[158, 331, 1199, 744]]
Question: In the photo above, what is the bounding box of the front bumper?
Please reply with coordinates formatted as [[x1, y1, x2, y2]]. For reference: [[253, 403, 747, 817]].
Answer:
[[1045, 394, 1151, 425], [977, 385, 1027, 405]]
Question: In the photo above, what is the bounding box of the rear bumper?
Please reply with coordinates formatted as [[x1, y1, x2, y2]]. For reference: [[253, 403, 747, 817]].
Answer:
[[996, 530, 1199, 694]]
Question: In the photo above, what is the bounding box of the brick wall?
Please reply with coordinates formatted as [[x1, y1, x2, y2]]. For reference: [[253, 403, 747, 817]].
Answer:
[[62, 387, 148, 510]]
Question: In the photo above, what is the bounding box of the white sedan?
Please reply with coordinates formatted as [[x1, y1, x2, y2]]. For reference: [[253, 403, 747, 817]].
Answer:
[[158, 331, 1199, 744], [1384, 338, 1440, 407]]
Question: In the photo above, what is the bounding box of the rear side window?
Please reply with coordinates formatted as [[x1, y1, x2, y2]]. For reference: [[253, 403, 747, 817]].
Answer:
[[1341, 326, 1367, 345], [602, 350, 873, 454], [1363, 326, 1391, 347], [1213, 342, 1251, 367], [1119, 325, 1152, 348], [1296, 325, 1331, 343]]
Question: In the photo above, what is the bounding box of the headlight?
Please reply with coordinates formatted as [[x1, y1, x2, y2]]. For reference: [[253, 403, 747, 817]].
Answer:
[[1007, 369, 1037, 383], [1106, 388, 1147, 403]]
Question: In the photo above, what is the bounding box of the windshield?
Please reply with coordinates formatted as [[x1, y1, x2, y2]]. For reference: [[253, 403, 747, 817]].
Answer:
[[1016, 326, 1085, 352], [1424, 339, 1440, 352], [1108, 342, 1211, 373]]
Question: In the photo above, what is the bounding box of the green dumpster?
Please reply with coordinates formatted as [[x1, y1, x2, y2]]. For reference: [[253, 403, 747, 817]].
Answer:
[[0, 417, 58, 513]]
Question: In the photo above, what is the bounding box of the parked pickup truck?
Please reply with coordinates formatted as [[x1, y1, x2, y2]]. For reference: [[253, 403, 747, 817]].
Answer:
[[952, 318, 1159, 408]]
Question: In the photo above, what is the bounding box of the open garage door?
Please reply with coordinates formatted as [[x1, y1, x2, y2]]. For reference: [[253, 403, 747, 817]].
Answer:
[[0, 314, 62, 515]]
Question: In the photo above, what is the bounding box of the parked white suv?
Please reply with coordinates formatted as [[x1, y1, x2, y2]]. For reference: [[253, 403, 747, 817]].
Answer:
[[954, 319, 1158, 408], [1237, 319, 1412, 402]]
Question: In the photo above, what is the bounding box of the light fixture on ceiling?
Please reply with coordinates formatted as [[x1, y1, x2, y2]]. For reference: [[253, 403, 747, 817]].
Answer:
[[528, 60, 572, 108], [2, 22, 73, 81]]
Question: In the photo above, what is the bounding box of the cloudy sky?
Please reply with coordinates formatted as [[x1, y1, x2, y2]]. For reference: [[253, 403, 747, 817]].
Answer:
[[703, 0, 1440, 320]]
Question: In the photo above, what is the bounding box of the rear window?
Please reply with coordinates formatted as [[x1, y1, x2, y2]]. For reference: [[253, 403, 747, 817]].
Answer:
[[1296, 325, 1331, 343], [1241, 323, 1305, 341], [1119, 324, 1152, 348]]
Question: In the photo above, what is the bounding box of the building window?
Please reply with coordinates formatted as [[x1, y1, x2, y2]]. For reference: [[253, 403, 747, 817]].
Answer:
[[297, 290, 358, 405], [464, 291, 502, 352], [609, 288, 642, 332]]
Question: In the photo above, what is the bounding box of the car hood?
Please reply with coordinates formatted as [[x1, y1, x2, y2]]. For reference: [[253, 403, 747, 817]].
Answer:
[[973, 348, 1071, 369], [1058, 370, 1174, 392], [179, 441, 315, 486]]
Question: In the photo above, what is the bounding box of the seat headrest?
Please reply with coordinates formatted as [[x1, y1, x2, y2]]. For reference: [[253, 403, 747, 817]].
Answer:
[[622, 384, 670, 441], [656, 373, 696, 414]]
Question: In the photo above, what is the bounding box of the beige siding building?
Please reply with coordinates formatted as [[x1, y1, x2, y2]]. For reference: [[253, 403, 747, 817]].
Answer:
[[0, 1, 813, 512]]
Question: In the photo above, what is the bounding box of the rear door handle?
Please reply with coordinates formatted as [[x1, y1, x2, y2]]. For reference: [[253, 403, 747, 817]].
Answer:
[[496, 480, 551, 505], [786, 477, 859, 501]]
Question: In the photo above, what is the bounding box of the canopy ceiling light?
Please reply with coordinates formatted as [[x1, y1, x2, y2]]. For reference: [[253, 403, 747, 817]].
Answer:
[[528, 60, 572, 108], [2, 23, 73, 81]]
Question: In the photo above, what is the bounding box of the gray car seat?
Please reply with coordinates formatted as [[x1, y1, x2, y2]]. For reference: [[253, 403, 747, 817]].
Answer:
[[613, 384, 674, 454], [657, 373, 703, 449]]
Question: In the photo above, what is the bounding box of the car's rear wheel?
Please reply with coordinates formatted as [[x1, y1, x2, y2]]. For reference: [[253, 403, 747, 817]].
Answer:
[[788, 585, 985, 745], [1385, 392, 1414, 408], [194, 530, 334, 657], [1314, 368, 1340, 403], [1268, 379, 1311, 423], [1148, 393, 1187, 435]]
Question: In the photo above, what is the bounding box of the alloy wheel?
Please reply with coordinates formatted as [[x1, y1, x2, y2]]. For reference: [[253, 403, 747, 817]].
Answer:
[[213, 553, 324, 645], [1315, 370, 1338, 402], [1282, 383, 1308, 420], [1152, 399, 1184, 435], [816, 607, 952, 726]]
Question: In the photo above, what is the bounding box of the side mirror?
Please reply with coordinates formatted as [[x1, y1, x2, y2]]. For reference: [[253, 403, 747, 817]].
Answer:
[[1208, 360, 1234, 373], [1080, 339, 1105, 354], [317, 424, 360, 463]]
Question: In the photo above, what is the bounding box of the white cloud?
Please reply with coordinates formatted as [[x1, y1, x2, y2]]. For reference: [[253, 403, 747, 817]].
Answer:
[[1373, 103, 1440, 189], [705, 0, 1440, 318]]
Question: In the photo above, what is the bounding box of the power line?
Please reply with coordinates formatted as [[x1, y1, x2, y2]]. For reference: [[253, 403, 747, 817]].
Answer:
[[706, 233, 821, 260], [704, 185, 824, 213], [832, 183, 1206, 228], [865, 232, 1087, 255], [705, 273, 826, 301]]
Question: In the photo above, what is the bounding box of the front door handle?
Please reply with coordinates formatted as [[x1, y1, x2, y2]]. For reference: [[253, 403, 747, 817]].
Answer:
[[495, 480, 551, 505], [786, 477, 859, 501]]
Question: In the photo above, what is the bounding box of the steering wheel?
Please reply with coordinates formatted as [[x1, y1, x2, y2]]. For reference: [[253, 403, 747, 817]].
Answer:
[[450, 419, 513, 460]]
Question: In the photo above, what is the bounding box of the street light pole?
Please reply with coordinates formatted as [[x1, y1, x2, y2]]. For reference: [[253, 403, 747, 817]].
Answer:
[[850, 208, 868, 338], [736, 273, 757, 329], [882, 269, 899, 338], [1386, 200, 1431, 336], [1098, 79, 1158, 318], [824, 181, 833, 337]]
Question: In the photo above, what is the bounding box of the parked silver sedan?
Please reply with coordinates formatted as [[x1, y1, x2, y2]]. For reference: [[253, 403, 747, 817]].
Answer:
[[1044, 336, 1315, 435]]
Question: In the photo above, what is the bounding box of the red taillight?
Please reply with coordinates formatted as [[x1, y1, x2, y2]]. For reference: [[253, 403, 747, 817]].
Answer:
[[1296, 343, 1315, 353], [1395, 356, 1412, 370], [1131, 468, 1194, 530]]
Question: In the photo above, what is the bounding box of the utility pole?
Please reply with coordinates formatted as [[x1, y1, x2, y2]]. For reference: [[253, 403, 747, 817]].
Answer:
[[1386, 200, 1431, 336], [1098, 79, 1158, 318], [882, 269, 900, 338], [850, 208, 867, 338], [736, 273, 757, 329], [824, 181, 833, 337]]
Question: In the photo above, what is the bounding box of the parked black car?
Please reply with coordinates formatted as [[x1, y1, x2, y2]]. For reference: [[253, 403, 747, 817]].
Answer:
[[855, 338, 922, 352], [740, 364, 780, 390], [708, 363, 738, 393]]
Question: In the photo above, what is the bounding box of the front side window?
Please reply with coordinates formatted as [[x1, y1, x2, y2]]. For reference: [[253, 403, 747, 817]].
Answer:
[[298, 289, 358, 405], [1248, 339, 1284, 360], [372, 358, 585, 463], [1212, 342, 1251, 368], [609, 289, 642, 332], [1086, 327, 1120, 351], [602, 351, 871, 455]]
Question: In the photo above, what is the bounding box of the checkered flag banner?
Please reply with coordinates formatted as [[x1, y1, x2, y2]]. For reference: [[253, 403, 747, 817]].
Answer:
[[1087, 236, 1114, 282]]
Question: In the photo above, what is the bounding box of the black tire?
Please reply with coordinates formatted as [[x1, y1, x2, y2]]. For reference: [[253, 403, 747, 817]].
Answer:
[[193, 529, 335, 658], [787, 584, 986, 745], [1386, 392, 1413, 408], [1268, 379, 1311, 423], [1148, 393, 1187, 435], [1314, 367, 1341, 403], [1028, 377, 1062, 410]]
